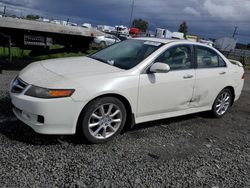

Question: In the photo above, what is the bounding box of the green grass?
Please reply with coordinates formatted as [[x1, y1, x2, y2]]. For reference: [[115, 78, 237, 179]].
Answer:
[[0, 47, 30, 59], [0, 46, 96, 61]]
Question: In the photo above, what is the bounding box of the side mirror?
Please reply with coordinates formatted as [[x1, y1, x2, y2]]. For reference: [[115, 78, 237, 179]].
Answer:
[[149, 63, 170, 73]]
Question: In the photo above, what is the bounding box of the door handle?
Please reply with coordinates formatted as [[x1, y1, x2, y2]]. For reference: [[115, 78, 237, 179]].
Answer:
[[183, 74, 193, 79], [219, 71, 226, 75]]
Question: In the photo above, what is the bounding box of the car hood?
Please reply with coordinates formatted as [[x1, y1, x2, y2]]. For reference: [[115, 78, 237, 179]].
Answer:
[[40, 56, 122, 76], [18, 56, 124, 88]]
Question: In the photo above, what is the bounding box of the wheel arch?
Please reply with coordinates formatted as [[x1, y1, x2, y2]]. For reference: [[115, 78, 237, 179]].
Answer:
[[100, 41, 106, 46], [224, 86, 235, 106], [76, 93, 135, 134]]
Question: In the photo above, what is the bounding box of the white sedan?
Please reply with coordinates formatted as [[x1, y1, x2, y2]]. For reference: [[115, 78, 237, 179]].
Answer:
[[10, 38, 244, 143], [94, 34, 121, 47]]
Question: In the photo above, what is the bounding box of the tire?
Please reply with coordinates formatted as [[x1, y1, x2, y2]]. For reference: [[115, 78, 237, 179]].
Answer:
[[100, 41, 106, 48], [78, 97, 127, 143], [211, 88, 232, 118]]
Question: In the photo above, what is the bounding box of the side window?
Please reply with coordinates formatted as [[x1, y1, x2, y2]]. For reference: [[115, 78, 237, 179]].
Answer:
[[218, 56, 227, 67], [196, 46, 226, 68], [105, 35, 112, 39], [154, 45, 192, 70]]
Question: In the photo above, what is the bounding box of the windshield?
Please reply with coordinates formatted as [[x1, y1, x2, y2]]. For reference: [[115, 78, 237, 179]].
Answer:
[[90, 39, 163, 70]]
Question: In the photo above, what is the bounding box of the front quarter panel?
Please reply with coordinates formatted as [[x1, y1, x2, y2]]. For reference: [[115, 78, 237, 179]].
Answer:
[[71, 73, 139, 115]]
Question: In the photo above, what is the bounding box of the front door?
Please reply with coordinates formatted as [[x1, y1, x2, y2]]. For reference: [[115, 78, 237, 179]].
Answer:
[[137, 44, 195, 117]]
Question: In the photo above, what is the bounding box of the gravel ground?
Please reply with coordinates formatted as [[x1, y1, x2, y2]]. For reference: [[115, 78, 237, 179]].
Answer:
[[0, 69, 249, 188]]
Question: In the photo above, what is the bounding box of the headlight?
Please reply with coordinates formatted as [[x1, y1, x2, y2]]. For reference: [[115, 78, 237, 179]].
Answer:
[[25, 86, 75, 98]]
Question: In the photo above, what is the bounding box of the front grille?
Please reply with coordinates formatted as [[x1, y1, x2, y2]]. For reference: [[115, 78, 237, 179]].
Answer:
[[11, 77, 28, 93]]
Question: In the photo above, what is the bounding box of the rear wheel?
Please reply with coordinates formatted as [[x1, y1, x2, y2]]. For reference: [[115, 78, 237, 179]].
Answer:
[[211, 88, 232, 118], [78, 97, 127, 143]]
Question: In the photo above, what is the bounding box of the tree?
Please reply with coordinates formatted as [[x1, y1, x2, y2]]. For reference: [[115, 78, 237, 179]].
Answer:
[[178, 21, 188, 38], [26, 15, 40, 20], [132, 18, 148, 32]]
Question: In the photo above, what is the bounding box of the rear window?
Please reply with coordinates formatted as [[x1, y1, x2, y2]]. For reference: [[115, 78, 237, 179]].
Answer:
[[196, 46, 226, 68]]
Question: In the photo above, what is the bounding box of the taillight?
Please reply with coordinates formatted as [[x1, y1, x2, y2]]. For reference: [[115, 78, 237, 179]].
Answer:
[[241, 73, 245, 80]]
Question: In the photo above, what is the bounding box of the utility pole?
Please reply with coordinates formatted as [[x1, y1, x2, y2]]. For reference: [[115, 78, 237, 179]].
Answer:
[[20, 10, 23, 18], [129, 0, 135, 27], [3, 5, 6, 16], [232, 26, 238, 38]]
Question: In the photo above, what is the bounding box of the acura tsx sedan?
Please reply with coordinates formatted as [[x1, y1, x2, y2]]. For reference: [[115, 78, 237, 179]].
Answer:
[[10, 38, 244, 143]]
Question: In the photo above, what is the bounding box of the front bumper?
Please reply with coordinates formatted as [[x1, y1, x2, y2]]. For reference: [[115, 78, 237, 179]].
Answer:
[[10, 92, 85, 135]]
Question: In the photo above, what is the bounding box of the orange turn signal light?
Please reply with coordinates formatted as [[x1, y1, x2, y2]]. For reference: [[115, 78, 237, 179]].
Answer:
[[241, 73, 245, 80], [49, 89, 75, 97]]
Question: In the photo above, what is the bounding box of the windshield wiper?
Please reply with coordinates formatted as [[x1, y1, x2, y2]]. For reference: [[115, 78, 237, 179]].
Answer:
[[90, 56, 107, 64], [90, 56, 114, 67]]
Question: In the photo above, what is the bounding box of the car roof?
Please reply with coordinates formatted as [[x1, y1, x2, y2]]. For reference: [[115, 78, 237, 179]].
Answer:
[[134, 37, 198, 45]]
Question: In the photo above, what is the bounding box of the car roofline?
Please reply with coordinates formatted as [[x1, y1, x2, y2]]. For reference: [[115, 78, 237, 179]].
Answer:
[[131, 37, 206, 46]]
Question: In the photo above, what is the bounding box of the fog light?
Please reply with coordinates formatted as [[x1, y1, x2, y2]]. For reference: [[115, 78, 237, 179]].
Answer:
[[37, 115, 44, 124]]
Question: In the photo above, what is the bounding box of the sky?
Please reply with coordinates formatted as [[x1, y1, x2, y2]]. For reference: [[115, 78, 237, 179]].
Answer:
[[0, 0, 250, 44]]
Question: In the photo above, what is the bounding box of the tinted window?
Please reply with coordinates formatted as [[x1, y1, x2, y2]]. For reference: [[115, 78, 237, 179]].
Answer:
[[154, 45, 193, 70], [218, 56, 227, 67], [90, 40, 162, 70], [105, 35, 112, 39], [196, 46, 226, 68]]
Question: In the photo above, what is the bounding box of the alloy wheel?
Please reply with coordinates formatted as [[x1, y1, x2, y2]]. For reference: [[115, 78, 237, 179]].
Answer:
[[88, 103, 122, 139], [215, 91, 231, 116]]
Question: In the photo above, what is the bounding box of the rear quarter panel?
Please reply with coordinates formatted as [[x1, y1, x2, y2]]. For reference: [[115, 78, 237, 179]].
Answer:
[[228, 62, 244, 101]]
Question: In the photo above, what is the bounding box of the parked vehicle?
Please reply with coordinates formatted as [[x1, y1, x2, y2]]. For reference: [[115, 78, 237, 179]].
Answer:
[[114, 25, 129, 35], [37, 18, 50, 23], [50, 20, 61, 25], [97, 25, 116, 33], [199, 39, 214, 47], [155, 28, 172, 38], [117, 34, 132, 41], [172, 32, 184, 39], [81, 23, 92, 28], [94, 34, 120, 47], [129, 27, 140, 37], [67, 22, 78, 27], [10, 38, 244, 143]]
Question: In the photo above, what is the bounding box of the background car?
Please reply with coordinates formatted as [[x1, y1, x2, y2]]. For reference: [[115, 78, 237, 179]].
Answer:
[[94, 34, 121, 47], [10, 38, 244, 144]]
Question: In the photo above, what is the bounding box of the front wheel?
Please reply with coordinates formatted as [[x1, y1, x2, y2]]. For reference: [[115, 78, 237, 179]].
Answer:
[[78, 97, 127, 143], [211, 88, 232, 118]]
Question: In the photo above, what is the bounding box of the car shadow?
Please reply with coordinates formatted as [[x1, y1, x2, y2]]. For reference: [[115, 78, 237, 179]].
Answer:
[[0, 119, 91, 146], [0, 108, 212, 147], [0, 59, 33, 72], [0, 96, 90, 145]]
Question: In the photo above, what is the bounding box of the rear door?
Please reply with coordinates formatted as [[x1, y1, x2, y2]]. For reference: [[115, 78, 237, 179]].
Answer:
[[191, 45, 229, 107]]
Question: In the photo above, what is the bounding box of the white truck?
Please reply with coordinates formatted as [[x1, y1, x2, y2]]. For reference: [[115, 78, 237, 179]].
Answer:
[[155, 28, 184, 39], [97, 25, 116, 33]]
